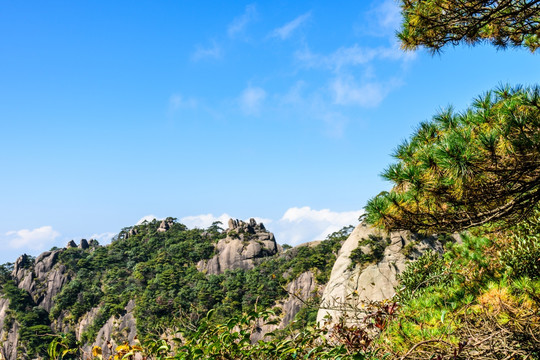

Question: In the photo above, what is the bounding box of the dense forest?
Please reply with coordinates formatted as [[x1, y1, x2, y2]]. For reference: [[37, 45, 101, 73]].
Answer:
[[0, 218, 353, 359]]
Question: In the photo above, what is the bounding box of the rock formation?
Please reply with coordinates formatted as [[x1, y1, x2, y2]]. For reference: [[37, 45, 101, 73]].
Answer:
[[198, 218, 280, 275], [0, 250, 71, 358], [79, 239, 89, 250], [0, 297, 18, 360], [251, 270, 323, 342], [12, 250, 69, 313], [317, 222, 444, 325], [79, 300, 138, 360], [157, 218, 175, 232]]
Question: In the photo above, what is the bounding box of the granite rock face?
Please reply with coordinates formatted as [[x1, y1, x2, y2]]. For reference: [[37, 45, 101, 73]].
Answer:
[[1, 246, 138, 360], [79, 300, 138, 360], [1, 250, 70, 358], [11, 250, 69, 313], [251, 270, 323, 342], [157, 218, 175, 233], [198, 218, 280, 275], [317, 223, 444, 325], [0, 297, 18, 360]]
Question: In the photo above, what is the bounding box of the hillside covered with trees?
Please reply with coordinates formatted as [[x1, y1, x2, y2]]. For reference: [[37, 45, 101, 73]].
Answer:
[[0, 218, 353, 359]]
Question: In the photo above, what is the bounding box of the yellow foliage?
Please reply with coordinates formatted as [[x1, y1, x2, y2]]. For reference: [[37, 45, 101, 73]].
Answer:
[[92, 346, 102, 359], [477, 286, 513, 312], [115, 344, 130, 353]]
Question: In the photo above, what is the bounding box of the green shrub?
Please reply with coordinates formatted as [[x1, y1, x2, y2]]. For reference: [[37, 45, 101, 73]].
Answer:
[[349, 235, 390, 270], [396, 249, 450, 301], [501, 235, 540, 279]]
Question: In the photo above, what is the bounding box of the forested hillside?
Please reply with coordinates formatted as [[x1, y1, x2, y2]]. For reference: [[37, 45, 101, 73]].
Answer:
[[0, 218, 352, 359]]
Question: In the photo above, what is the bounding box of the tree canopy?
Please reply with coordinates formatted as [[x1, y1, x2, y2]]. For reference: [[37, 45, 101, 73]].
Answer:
[[398, 0, 540, 53], [365, 85, 540, 233]]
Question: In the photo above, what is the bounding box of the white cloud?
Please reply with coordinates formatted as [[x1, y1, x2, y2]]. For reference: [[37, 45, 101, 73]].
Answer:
[[270, 12, 311, 40], [280, 81, 306, 105], [228, 4, 257, 38], [191, 41, 222, 61], [5, 226, 60, 250], [356, 0, 402, 38], [274, 207, 363, 245], [375, 0, 402, 31], [169, 94, 197, 113], [239, 86, 266, 115], [136, 214, 160, 225], [331, 76, 388, 107], [88, 232, 116, 245], [180, 213, 232, 229], [275, 82, 353, 137], [296, 44, 405, 72]]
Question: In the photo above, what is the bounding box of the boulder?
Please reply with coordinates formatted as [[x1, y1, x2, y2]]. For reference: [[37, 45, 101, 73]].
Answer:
[[79, 239, 89, 250], [157, 218, 175, 233], [198, 218, 279, 275]]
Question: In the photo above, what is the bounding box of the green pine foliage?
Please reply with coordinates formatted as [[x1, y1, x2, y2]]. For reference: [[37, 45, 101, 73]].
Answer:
[[500, 207, 540, 279], [366, 85, 540, 234], [380, 230, 540, 358], [398, 0, 540, 53], [395, 249, 451, 302], [348, 235, 390, 270]]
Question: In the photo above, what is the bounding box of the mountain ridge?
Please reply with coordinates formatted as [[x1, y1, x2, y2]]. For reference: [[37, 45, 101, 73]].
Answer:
[[0, 217, 348, 359]]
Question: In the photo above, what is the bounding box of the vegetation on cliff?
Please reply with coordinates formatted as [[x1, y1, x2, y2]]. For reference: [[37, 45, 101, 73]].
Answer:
[[362, 86, 540, 357], [362, 3, 540, 354], [0, 219, 353, 358]]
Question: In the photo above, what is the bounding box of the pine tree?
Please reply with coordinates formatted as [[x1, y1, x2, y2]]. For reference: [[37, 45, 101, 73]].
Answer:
[[398, 0, 540, 53], [365, 85, 540, 233]]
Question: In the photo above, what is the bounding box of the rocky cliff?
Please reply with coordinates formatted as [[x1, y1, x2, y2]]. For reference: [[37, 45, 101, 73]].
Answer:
[[2, 219, 447, 359], [197, 218, 280, 275], [0, 242, 93, 360], [317, 222, 445, 324], [0, 218, 327, 360]]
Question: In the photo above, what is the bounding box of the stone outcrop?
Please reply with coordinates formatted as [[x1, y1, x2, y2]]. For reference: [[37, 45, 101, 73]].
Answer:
[[251, 270, 323, 342], [280, 271, 320, 325], [0, 311, 19, 360], [1, 250, 70, 358], [80, 300, 138, 360], [157, 218, 175, 232], [198, 218, 280, 275], [10, 250, 69, 313], [317, 223, 444, 325], [79, 239, 89, 250], [0, 297, 17, 360]]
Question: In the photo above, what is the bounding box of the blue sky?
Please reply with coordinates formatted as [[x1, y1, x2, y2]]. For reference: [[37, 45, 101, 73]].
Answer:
[[0, 1, 538, 264]]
